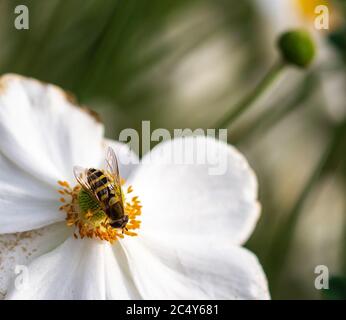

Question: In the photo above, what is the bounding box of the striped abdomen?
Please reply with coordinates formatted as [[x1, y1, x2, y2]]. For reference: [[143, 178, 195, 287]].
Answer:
[[86, 168, 124, 221], [87, 168, 113, 202]]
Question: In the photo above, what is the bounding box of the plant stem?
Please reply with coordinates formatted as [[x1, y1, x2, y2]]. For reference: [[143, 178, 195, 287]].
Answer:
[[233, 72, 317, 145], [215, 61, 286, 129], [268, 120, 346, 292], [342, 182, 346, 276]]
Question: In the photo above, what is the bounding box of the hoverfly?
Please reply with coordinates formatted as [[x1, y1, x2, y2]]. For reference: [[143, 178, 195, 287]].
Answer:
[[73, 147, 128, 229]]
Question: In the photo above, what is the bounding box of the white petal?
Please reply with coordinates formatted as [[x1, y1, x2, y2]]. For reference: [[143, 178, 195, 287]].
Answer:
[[0, 152, 64, 233], [104, 242, 141, 299], [130, 136, 260, 245], [0, 74, 104, 185], [5, 237, 140, 300], [103, 139, 139, 180], [0, 222, 70, 299], [6, 237, 107, 300], [121, 236, 270, 300]]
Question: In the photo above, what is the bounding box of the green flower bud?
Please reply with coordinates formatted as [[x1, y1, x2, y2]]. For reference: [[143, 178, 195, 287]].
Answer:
[[278, 30, 316, 68]]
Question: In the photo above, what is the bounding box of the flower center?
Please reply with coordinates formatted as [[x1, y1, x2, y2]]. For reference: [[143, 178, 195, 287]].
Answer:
[[57, 180, 141, 243]]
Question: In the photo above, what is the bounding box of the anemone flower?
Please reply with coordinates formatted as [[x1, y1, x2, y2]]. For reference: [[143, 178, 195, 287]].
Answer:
[[0, 74, 269, 300]]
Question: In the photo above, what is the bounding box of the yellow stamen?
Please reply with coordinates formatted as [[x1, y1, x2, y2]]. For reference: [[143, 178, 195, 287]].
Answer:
[[58, 180, 71, 188], [57, 178, 141, 243]]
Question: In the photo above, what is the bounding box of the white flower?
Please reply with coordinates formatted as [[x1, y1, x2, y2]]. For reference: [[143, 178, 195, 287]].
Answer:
[[0, 74, 269, 300]]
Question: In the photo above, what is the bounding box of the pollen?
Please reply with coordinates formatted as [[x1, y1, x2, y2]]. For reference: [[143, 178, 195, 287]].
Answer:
[[58, 180, 141, 243]]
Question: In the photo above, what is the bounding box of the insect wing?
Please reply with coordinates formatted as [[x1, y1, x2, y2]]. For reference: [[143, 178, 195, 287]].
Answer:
[[105, 147, 124, 208], [73, 166, 91, 191], [73, 166, 102, 204], [105, 147, 121, 185]]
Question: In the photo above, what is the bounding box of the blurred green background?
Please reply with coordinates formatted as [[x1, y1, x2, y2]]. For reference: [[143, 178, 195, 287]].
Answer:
[[0, 0, 345, 299]]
